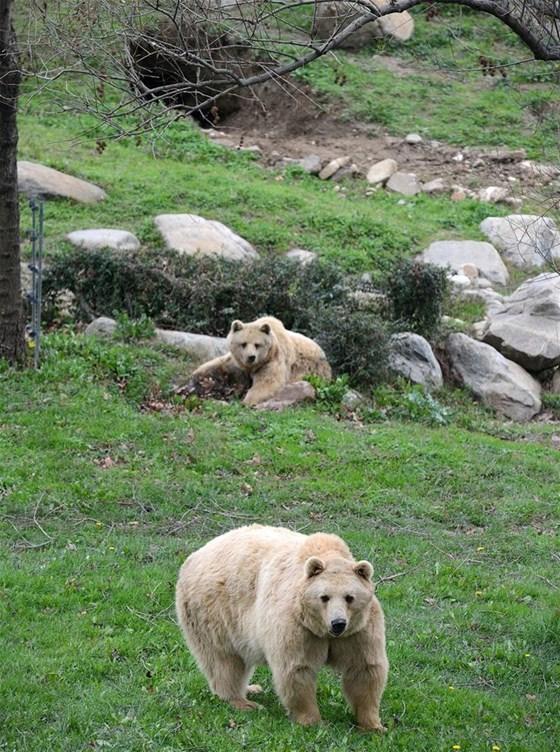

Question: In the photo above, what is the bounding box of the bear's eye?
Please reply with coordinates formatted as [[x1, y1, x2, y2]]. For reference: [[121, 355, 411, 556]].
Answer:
[[254, 344, 261, 349], [345, 595, 354, 604], [320, 595, 330, 603], [241, 343, 247, 348]]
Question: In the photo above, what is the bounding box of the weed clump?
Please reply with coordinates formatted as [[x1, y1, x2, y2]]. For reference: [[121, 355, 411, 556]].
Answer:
[[385, 258, 449, 339]]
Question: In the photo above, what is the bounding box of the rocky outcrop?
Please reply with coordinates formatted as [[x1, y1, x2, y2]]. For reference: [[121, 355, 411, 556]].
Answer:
[[483, 273, 560, 372], [154, 214, 258, 261], [18, 161, 107, 203], [86, 316, 228, 361], [480, 215, 560, 268], [446, 332, 541, 421], [66, 229, 140, 252], [388, 333, 443, 391], [419, 240, 509, 286]]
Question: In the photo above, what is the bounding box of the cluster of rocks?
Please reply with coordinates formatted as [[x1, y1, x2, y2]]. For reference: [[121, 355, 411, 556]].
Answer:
[[18, 160, 560, 422], [277, 145, 547, 207]]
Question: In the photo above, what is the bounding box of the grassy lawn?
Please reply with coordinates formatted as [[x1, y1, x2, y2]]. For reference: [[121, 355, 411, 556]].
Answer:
[[296, 7, 560, 160], [1, 337, 559, 752], [5, 6, 560, 751], [17, 100, 507, 275]]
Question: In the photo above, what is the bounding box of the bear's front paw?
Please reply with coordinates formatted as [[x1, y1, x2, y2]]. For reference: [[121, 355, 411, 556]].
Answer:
[[357, 720, 387, 733], [293, 711, 322, 726], [229, 698, 262, 711]]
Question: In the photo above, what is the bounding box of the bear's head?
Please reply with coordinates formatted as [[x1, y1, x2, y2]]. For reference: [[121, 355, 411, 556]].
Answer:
[[228, 320, 275, 372], [300, 556, 374, 638]]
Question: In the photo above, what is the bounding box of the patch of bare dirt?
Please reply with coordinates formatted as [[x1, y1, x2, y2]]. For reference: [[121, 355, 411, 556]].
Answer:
[[200, 78, 558, 200]]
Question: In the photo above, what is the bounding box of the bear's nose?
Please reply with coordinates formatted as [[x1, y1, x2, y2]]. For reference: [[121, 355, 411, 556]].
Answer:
[[330, 618, 347, 636], [247, 354, 256, 363]]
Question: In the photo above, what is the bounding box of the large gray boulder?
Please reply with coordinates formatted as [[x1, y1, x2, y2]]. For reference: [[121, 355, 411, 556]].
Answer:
[[419, 240, 509, 286], [388, 333, 443, 391], [154, 214, 258, 261], [18, 161, 107, 203], [446, 332, 541, 421], [85, 316, 228, 361], [66, 229, 140, 252], [480, 215, 560, 268], [155, 329, 228, 360], [483, 273, 560, 372]]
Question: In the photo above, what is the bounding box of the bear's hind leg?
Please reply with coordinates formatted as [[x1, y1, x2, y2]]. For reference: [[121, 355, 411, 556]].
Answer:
[[209, 653, 260, 711]]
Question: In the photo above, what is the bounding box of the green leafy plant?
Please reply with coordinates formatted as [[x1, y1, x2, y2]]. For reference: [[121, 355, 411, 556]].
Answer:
[[385, 258, 449, 339], [114, 311, 156, 342], [372, 383, 452, 425]]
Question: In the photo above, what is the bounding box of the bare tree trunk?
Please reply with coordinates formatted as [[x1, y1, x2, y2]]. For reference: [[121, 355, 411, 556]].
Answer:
[[0, 0, 24, 364]]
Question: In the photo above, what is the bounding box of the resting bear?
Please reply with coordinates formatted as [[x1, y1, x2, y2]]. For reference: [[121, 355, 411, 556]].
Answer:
[[175, 525, 388, 731], [191, 316, 332, 406]]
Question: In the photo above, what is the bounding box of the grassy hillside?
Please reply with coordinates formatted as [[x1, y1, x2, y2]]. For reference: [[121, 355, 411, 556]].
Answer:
[[4, 7, 560, 752], [1, 336, 559, 752]]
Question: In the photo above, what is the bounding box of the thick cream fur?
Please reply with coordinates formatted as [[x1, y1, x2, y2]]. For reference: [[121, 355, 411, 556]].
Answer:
[[175, 524, 388, 730], [191, 316, 332, 406]]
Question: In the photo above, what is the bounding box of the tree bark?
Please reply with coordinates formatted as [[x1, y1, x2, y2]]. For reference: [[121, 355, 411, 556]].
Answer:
[[0, 0, 24, 365]]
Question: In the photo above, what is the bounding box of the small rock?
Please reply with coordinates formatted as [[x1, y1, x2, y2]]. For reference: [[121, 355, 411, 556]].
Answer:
[[255, 381, 316, 411], [330, 163, 359, 182], [85, 317, 118, 337], [66, 229, 140, 252], [299, 154, 323, 175], [451, 188, 467, 201], [285, 248, 317, 265], [452, 153, 464, 163], [386, 171, 421, 196], [471, 320, 489, 340], [476, 278, 493, 289], [341, 389, 365, 410], [478, 186, 509, 204], [450, 274, 472, 289], [319, 156, 350, 180], [423, 178, 448, 195], [552, 370, 560, 394], [460, 263, 479, 280], [366, 158, 398, 186], [405, 133, 423, 144], [240, 145, 262, 155]]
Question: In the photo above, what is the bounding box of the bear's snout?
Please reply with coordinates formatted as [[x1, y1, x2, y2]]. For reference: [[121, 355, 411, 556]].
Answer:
[[330, 618, 347, 636], [247, 354, 256, 363]]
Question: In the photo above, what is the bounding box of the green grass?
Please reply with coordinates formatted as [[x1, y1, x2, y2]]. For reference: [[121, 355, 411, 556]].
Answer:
[[17, 97, 509, 275], [295, 7, 560, 160], [1, 336, 559, 752]]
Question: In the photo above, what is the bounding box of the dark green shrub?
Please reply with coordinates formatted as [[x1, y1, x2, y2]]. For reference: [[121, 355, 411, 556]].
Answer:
[[43, 248, 348, 337], [310, 306, 390, 387], [385, 258, 449, 339]]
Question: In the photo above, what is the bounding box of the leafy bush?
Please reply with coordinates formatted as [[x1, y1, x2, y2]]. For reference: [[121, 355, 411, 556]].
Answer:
[[306, 374, 350, 410], [385, 258, 449, 338], [43, 248, 348, 337], [114, 312, 156, 342], [310, 307, 390, 387], [371, 383, 452, 426]]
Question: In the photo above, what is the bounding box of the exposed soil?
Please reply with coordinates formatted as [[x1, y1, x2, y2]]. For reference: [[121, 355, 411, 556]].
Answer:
[[200, 72, 558, 201]]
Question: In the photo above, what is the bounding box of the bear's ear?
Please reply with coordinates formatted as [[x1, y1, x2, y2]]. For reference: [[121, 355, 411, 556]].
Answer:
[[353, 560, 374, 581], [260, 323, 271, 335], [231, 320, 244, 332], [304, 556, 325, 578]]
